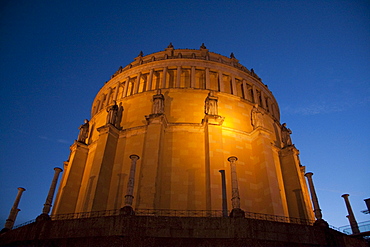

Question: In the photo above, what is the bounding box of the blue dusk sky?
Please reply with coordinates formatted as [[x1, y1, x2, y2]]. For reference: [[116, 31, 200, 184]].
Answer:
[[0, 0, 369, 229]]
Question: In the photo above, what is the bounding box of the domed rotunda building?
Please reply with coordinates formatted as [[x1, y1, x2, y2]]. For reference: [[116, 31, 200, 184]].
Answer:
[[52, 44, 314, 221]]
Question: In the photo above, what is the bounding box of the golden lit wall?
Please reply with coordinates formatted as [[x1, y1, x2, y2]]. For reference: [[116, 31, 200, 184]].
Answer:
[[53, 45, 314, 221]]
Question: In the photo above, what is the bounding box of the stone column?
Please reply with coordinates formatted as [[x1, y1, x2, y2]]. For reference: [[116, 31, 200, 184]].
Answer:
[[147, 69, 154, 91], [191, 66, 196, 88], [231, 75, 237, 95], [305, 172, 328, 227], [304, 172, 322, 219], [113, 83, 120, 101], [123, 77, 130, 98], [121, 154, 140, 215], [219, 170, 228, 217], [37, 167, 63, 221], [242, 80, 248, 100], [228, 156, 245, 217], [205, 68, 210, 89], [3, 187, 25, 231], [342, 194, 360, 234], [161, 67, 167, 88], [176, 66, 181, 88], [218, 71, 224, 92], [134, 73, 141, 94], [106, 87, 113, 105]]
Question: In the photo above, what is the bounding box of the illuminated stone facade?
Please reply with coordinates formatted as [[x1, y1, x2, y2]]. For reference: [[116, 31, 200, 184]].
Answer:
[[52, 44, 314, 221]]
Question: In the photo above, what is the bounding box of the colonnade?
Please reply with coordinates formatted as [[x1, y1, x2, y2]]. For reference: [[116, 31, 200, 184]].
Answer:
[[92, 66, 279, 120]]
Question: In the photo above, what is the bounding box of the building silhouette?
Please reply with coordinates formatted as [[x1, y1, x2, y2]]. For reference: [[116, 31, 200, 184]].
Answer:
[[1, 45, 367, 246]]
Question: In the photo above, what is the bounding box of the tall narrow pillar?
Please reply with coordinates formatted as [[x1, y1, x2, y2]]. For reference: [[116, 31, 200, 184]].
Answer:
[[176, 66, 181, 88], [228, 156, 245, 217], [113, 83, 120, 101], [219, 170, 228, 217], [123, 77, 130, 98], [305, 172, 328, 227], [147, 69, 154, 91], [2, 187, 25, 231], [191, 66, 196, 88], [205, 67, 210, 89], [37, 167, 63, 221], [121, 154, 140, 215], [231, 75, 237, 95], [218, 71, 224, 92], [342, 194, 360, 234], [161, 67, 167, 88]]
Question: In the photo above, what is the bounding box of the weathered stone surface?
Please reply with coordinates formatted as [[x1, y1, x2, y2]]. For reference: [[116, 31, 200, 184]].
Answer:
[[0, 216, 367, 247]]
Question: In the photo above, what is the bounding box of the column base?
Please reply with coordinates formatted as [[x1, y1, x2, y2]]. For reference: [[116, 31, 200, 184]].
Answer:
[[229, 208, 245, 218], [314, 219, 329, 228], [120, 206, 135, 216], [36, 213, 51, 222]]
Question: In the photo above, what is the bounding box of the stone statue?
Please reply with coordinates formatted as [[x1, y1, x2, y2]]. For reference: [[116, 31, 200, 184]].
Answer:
[[115, 103, 124, 128], [106, 100, 118, 125], [281, 123, 293, 147], [152, 90, 164, 115], [204, 91, 218, 115], [77, 119, 89, 143], [251, 104, 263, 129]]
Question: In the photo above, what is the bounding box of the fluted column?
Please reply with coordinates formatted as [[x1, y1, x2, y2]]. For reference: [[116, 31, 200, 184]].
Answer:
[[342, 194, 360, 234], [37, 167, 63, 221], [228, 156, 245, 217], [121, 155, 140, 215], [3, 187, 25, 230], [219, 170, 228, 217]]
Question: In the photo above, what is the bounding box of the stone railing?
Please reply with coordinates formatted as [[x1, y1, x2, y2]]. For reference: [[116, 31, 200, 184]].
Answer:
[[13, 208, 316, 229]]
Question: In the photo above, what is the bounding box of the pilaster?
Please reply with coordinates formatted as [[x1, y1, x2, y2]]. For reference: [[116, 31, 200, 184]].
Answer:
[[52, 141, 89, 215], [90, 124, 120, 212], [137, 114, 167, 209], [279, 146, 314, 220]]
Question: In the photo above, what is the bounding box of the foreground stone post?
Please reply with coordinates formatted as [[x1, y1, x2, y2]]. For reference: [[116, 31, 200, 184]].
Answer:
[[2, 187, 25, 231], [228, 156, 245, 218], [304, 172, 328, 227], [341, 194, 360, 234], [37, 167, 63, 221], [121, 154, 140, 216], [219, 170, 228, 217]]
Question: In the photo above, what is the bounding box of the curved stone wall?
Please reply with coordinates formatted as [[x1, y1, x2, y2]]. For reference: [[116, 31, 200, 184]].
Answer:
[[53, 46, 314, 222]]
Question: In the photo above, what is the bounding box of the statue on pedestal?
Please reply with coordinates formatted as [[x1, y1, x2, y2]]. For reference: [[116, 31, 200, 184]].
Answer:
[[106, 100, 118, 126], [204, 91, 218, 116], [281, 123, 293, 147], [115, 102, 124, 128], [152, 90, 164, 115], [77, 119, 89, 143], [251, 104, 263, 129]]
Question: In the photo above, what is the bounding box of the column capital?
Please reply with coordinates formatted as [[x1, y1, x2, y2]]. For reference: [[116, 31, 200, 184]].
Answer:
[[54, 167, 63, 173], [129, 154, 140, 161], [304, 172, 313, 178], [17, 187, 26, 192], [342, 193, 350, 198], [227, 156, 238, 162]]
